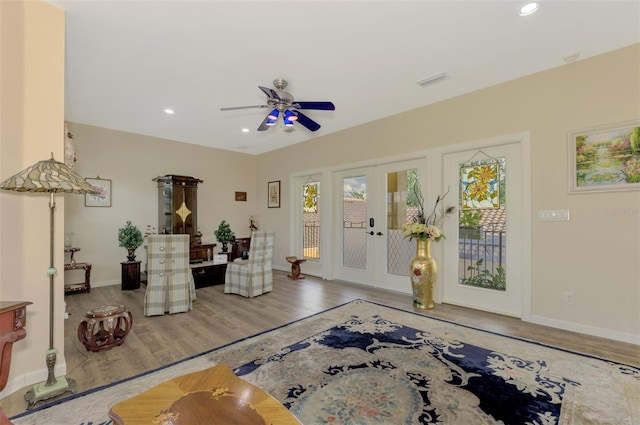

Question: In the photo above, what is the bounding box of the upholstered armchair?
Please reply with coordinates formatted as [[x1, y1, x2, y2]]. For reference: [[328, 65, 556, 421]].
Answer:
[[224, 231, 274, 298], [144, 234, 196, 316]]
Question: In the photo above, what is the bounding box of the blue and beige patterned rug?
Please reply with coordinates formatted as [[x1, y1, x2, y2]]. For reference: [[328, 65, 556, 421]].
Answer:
[[11, 300, 640, 425]]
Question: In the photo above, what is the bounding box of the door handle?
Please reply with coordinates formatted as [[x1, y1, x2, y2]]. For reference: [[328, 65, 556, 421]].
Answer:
[[376, 232, 384, 236], [367, 231, 374, 235]]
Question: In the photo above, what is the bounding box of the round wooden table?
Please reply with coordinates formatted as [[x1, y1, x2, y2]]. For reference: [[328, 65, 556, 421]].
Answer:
[[109, 364, 301, 425]]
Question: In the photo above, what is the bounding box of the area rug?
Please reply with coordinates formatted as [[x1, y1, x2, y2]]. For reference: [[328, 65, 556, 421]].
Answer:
[[10, 300, 640, 425]]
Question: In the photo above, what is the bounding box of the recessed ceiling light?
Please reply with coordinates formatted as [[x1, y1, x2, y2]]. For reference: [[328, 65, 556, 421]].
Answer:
[[241, 128, 250, 133], [518, 2, 539, 16], [164, 109, 175, 114]]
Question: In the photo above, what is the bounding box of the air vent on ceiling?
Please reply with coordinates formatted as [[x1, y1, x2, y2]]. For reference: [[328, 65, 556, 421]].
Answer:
[[416, 72, 447, 87]]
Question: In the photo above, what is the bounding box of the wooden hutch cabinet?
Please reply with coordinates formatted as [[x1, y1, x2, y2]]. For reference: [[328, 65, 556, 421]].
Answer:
[[152, 175, 203, 244], [152, 174, 225, 288]]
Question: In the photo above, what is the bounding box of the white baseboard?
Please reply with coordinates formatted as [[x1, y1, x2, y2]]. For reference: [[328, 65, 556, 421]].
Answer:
[[530, 314, 640, 346], [90, 279, 120, 288], [0, 362, 67, 400]]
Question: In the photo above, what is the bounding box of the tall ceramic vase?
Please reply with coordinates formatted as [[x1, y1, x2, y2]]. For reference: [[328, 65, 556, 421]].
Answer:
[[410, 238, 437, 309]]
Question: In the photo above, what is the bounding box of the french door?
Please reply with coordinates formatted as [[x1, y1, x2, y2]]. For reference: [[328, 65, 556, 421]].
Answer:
[[334, 159, 426, 293], [291, 174, 324, 278], [441, 141, 528, 317]]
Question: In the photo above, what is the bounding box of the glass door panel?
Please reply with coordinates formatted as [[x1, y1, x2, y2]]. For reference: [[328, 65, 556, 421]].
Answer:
[[375, 160, 425, 293], [303, 180, 320, 260], [334, 160, 425, 292], [458, 158, 507, 291], [442, 142, 525, 317], [334, 168, 375, 285], [342, 175, 367, 270]]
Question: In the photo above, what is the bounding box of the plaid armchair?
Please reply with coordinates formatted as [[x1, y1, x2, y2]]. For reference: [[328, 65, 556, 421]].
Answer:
[[224, 231, 274, 298], [144, 234, 196, 316]]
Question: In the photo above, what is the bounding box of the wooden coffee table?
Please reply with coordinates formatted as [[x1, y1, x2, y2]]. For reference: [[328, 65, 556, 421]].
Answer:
[[108, 364, 301, 425]]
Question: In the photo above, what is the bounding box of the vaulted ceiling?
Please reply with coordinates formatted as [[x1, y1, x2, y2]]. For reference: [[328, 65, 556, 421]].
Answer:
[[49, 1, 640, 154]]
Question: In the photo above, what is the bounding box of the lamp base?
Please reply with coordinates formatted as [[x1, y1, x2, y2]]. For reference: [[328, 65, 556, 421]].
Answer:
[[24, 375, 76, 410]]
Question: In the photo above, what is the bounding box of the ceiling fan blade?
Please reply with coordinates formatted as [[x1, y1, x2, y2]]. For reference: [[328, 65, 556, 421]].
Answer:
[[257, 114, 270, 131], [220, 105, 269, 111], [294, 111, 321, 132], [259, 86, 280, 100], [292, 101, 335, 111]]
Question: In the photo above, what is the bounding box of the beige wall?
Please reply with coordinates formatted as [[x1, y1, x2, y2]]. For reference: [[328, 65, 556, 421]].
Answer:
[[0, 0, 66, 397], [256, 44, 640, 343], [64, 124, 257, 287]]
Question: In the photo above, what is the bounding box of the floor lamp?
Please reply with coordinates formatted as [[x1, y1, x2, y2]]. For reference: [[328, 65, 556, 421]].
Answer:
[[0, 154, 99, 408]]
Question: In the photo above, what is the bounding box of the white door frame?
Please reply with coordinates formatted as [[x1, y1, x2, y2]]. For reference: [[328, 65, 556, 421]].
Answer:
[[290, 170, 333, 280], [287, 132, 531, 322], [433, 132, 532, 320]]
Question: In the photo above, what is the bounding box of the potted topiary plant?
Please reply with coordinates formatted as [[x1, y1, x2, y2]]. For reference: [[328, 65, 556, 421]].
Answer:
[[214, 220, 235, 253], [118, 220, 144, 261]]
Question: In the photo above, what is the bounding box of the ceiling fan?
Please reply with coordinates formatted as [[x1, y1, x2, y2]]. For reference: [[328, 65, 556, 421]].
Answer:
[[220, 79, 335, 132]]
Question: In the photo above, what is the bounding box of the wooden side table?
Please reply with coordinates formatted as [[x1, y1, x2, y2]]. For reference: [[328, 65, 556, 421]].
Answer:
[[0, 301, 31, 425], [64, 262, 91, 294], [121, 261, 141, 290]]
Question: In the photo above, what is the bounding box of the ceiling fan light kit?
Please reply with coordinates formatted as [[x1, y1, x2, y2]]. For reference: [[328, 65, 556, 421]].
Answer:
[[284, 110, 298, 122], [268, 109, 279, 120], [221, 79, 335, 132]]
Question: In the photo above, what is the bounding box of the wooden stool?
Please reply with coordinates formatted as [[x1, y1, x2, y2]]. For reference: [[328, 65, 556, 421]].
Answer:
[[285, 256, 307, 280], [77, 305, 133, 352]]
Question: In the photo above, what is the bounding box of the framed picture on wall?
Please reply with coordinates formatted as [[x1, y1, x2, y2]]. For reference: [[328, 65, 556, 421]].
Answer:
[[569, 120, 640, 193], [85, 177, 112, 207], [268, 180, 280, 208]]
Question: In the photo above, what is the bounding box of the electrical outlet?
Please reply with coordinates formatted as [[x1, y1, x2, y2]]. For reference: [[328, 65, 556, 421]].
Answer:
[[563, 291, 575, 305]]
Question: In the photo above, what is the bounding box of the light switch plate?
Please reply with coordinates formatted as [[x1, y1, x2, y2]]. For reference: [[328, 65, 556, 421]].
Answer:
[[538, 210, 570, 221]]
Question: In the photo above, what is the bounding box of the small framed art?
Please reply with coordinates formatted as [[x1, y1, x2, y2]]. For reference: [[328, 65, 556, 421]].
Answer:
[[85, 177, 112, 207], [235, 191, 247, 202], [268, 180, 280, 208]]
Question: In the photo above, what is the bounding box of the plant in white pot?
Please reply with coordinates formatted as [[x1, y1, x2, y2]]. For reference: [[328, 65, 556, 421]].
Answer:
[[118, 220, 144, 261], [214, 220, 235, 253]]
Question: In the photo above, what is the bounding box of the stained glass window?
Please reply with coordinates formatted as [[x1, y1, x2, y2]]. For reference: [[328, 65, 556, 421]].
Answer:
[[460, 163, 500, 209]]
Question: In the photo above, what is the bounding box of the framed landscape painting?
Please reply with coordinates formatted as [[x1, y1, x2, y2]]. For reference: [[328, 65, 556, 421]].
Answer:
[[568, 120, 640, 193]]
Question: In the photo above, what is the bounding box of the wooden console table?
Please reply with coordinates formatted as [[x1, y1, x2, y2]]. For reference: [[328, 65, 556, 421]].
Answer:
[[64, 247, 91, 294], [190, 243, 216, 263], [1, 301, 31, 425], [108, 364, 301, 425], [191, 262, 227, 288], [63, 262, 92, 294]]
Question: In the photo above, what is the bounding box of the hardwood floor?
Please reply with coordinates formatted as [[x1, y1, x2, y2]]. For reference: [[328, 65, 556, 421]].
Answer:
[[2, 270, 638, 418]]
